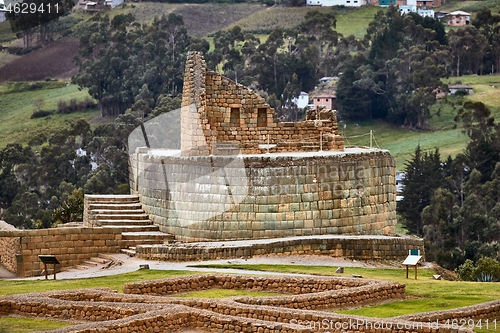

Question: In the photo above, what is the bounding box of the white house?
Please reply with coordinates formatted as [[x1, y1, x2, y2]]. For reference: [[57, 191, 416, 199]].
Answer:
[[293, 92, 309, 109], [307, 0, 366, 7], [399, 5, 435, 18], [417, 9, 435, 18], [0, 0, 6, 23], [399, 5, 416, 15]]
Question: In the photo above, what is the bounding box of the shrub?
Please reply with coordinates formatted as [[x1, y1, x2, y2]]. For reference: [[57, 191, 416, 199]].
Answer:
[[57, 99, 68, 113], [31, 110, 52, 119], [456, 257, 500, 282], [57, 97, 96, 113], [456, 259, 476, 281], [454, 89, 469, 96]]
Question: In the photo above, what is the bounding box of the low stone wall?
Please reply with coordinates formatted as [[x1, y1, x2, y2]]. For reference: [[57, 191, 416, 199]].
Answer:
[[123, 274, 405, 311], [0, 227, 123, 277], [398, 300, 500, 324], [0, 233, 21, 274], [135, 235, 425, 262]]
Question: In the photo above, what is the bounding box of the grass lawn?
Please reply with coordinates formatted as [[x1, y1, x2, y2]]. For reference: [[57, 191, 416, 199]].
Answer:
[[190, 264, 500, 319], [0, 317, 71, 333], [0, 82, 99, 148], [341, 118, 467, 168], [336, 6, 382, 39], [0, 269, 197, 297]]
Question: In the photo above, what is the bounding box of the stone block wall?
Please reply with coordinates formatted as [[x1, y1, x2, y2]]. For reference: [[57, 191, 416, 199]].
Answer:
[[0, 232, 21, 273], [123, 274, 405, 311], [130, 148, 397, 241], [135, 235, 425, 261], [0, 227, 123, 277], [180, 52, 344, 156]]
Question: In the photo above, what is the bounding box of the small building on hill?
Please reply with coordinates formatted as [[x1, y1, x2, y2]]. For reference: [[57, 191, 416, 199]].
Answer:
[[313, 94, 336, 110], [293, 92, 309, 109], [449, 84, 474, 95], [446, 11, 471, 26]]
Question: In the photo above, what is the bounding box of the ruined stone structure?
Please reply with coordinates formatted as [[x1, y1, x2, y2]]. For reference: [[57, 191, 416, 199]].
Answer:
[[129, 52, 399, 242], [180, 52, 344, 156], [1, 274, 499, 332]]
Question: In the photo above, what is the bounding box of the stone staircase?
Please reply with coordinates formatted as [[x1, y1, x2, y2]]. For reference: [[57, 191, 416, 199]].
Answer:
[[65, 254, 123, 272], [84, 195, 175, 256]]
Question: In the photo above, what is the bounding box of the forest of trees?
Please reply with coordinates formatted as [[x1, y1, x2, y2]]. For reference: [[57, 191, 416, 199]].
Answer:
[[398, 101, 500, 270], [1, 4, 500, 270]]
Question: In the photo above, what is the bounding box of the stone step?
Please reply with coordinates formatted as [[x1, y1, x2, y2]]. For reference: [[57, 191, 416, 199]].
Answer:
[[88, 257, 110, 265], [81, 260, 98, 267], [99, 220, 154, 226], [73, 265, 90, 270], [92, 209, 146, 215], [88, 203, 143, 210], [104, 225, 160, 232], [120, 248, 136, 257], [85, 194, 140, 204], [120, 239, 173, 248], [98, 253, 120, 261], [122, 231, 174, 241], [94, 213, 150, 220]]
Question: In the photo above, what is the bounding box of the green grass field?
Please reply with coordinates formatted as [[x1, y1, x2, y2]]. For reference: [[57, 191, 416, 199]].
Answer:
[[0, 82, 98, 148], [342, 74, 500, 168]]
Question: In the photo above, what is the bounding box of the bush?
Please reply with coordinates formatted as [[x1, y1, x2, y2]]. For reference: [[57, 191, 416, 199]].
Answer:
[[456, 257, 500, 282], [30, 110, 52, 119], [57, 97, 96, 114], [454, 89, 469, 96]]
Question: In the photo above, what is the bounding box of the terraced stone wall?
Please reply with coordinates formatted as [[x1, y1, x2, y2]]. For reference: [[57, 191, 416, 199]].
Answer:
[[136, 235, 425, 261], [0, 228, 122, 277], [130, 149, 397, 242]]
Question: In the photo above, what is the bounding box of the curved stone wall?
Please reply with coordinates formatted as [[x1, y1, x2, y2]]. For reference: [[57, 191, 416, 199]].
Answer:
[[130, 147, 396, 241]]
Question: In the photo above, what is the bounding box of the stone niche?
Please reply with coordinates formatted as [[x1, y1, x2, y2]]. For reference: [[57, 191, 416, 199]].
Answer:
[[129, 52, 397, 241]]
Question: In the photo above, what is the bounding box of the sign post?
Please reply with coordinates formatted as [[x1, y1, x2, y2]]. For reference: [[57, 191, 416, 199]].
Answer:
[[402, 250, 422, 280], [38, 255, 60, 280]]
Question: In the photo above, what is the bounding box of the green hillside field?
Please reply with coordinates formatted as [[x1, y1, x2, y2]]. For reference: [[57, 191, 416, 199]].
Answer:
[[0, 82, 98, 148]]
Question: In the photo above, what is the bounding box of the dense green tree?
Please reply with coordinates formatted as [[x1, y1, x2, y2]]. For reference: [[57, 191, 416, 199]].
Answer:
[[398, 145, 443, 235]]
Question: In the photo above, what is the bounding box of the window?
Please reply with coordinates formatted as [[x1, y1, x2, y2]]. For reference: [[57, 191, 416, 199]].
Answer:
[[326, 99, 329, 102], [317, 98, 320, 102], [257, 108, 267, 127], [230, 108, 240, 126]]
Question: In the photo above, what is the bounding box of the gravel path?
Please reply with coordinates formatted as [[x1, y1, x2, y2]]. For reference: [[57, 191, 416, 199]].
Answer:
[[1, 253, 408, 281]]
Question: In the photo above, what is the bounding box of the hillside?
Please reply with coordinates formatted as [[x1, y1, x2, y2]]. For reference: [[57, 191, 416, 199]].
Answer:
[[0, 39, 80, 81], [342, 74, 500, 168], [0, 82, 98, 148]]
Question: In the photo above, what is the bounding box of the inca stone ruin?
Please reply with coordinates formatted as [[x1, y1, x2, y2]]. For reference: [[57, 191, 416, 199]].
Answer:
[[129, 52, 398, 242]]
